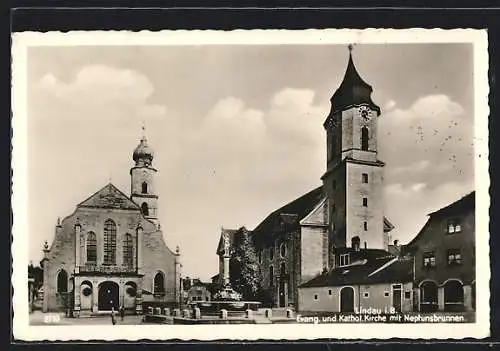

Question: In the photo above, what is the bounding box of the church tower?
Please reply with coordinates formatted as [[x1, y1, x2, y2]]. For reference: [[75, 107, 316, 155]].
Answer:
[[130, 125, 159, 224], [322, 46, 387, 256]]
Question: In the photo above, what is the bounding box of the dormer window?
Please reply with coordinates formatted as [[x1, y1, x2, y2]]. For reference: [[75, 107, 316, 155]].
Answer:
[[339, 253, 350, 267], [446, 219, 462, 234]]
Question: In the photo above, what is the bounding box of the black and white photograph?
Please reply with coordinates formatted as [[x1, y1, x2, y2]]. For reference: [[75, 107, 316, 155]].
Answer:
[[12, 29, 489, 340]]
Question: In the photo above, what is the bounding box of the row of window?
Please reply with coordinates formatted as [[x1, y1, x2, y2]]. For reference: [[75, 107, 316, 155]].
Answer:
[[56, 269, 165, 294], [423, 249, 463, 268], [85, 219, 134, 267], [312, 285, 411, 301]]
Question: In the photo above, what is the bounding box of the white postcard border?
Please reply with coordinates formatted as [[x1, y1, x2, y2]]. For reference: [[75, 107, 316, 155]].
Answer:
[[12, 28, 490, 341]]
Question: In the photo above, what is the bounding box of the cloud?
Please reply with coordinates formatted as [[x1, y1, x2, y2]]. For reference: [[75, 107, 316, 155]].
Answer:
[[385, 99, 396, 111], [379, 94, 473, 190]]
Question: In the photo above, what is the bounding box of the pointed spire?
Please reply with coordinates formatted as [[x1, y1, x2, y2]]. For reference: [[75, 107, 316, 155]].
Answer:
[[329, 45, 381, 116], [141, 120, 146, 141]]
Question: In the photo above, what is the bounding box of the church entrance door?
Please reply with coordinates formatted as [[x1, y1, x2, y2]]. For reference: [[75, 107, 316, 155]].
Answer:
[[98, 281, 119, 311], [279, 279, 286, 307]]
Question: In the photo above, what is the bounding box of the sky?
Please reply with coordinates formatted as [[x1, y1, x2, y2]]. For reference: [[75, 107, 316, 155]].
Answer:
[[26, 43, 475, 281]]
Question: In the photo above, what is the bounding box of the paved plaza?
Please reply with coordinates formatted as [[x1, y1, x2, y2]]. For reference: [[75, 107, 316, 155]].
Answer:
[[29, 311, 146, 326]]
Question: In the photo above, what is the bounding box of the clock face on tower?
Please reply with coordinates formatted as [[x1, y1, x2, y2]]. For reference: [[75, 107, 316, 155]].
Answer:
[[358, 106, 371, 122]]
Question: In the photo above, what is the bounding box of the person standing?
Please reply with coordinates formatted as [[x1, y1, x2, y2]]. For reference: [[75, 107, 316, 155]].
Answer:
[[119, 305, 125, 321], [111, 307, 116, 325]]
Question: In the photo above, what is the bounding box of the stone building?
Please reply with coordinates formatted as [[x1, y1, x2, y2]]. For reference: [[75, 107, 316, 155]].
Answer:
[[40, 131, 181, 316], [216, 48, 395, 308], [404, 191, 475, 312], [298, 248, 414, 313], [183, 278, 212, 303]]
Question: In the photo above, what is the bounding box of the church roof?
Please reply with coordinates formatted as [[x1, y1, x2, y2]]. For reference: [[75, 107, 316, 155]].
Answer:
[[78, 183, 141, 211], [330, 51, 381, 115], [252, 186, 326, 241], [251, 185, 395, 242]]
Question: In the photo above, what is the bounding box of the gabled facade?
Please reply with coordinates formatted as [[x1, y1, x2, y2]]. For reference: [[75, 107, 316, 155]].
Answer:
[[404, 192, 475, 312], [40, 132, 181, 316]]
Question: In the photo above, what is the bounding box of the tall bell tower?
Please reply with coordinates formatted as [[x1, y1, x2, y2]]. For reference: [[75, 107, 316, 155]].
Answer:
[[322, 46, 387, 257], [130, 124, 159, 224]]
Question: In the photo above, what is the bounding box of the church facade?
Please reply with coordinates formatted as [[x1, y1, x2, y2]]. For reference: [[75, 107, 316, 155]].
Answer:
[[41, 132, 181, 316], [217, 49, 396, 308]]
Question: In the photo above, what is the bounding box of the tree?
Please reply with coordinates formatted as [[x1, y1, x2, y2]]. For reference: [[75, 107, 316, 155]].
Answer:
[[229, 227, 262, 300]]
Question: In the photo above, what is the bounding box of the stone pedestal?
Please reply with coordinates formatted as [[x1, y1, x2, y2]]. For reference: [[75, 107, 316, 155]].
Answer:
[[147, 306, 153, 315], [246, 309, 253, 319], [286, 309, 293, 319], [164, 307, 171, 316], [173, 308, 181, 317], [155, 307, 162, 315], [220, 309, 228, 320]]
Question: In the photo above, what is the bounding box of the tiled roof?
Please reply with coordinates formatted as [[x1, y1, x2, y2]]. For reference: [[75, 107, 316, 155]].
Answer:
[[299, 249, 412, 288], [78, 183, 141, 210], [428, 191, 475, 217], [405, 191, 475, 248]]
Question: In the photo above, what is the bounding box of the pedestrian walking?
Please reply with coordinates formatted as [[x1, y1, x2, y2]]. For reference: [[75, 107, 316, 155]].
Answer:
[[119, 305, 125, 321], [111, 307, 116, 325]]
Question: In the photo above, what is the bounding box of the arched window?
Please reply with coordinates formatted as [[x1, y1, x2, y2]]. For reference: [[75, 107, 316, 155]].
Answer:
[[269, 246, 274, 261], [141, 182, 148, 194], [86, 231, 97, 263], [361, 127, 369, 151], [154, 272, 165, 293], [269, 265, 274, 286], [57, 269, 68, 293], [141, 203, 149, 216], [123, 233, 133, 268], [103, 219, 117, 265], [280, 243, 287, 258], [280, 262, 286, 277]]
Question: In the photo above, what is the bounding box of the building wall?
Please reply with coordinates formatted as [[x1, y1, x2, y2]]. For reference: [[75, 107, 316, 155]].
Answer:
[[346, 161, 385, 250], [411, 210, 475, 286], [341, 107, 379, 163], [43, 206, 178, 312], [187, 286, 211, 302], [300, 227, 325, 284], [298, 282, 412, 313]]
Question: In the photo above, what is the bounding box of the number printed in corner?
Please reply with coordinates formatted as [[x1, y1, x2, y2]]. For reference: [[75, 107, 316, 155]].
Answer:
[[44, 314, 60, 323]]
